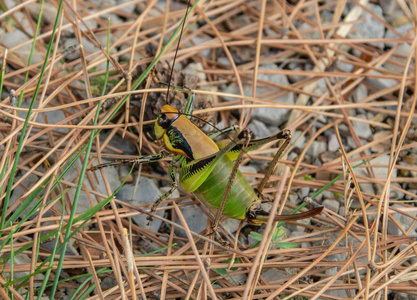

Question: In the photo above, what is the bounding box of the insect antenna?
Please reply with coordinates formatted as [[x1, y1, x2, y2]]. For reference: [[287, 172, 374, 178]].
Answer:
[[165, 0, 191, 105]]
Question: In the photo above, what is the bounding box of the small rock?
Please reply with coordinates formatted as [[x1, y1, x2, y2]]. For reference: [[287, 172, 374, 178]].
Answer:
[[261, 268, 288, 282], [63, 159, 122, 214], [337, 56, 355, 73], [288, 217, 311, 233], [191, 35, 211, 58], [387, 204, 417, 235], [116, 0, 136, 14], [371, 130, 392, 152], [385, 23, 414, 47], [323, 199, 340, 213], [383, 43, 411, 74], [328, 134, 339, 152], [175, 203, 208, 238], [297, 187, 310, 199], [391, 15, 410, 28], [287, 62, 306, 82], [287, 194, 298, 205], [101, 277, 118, 290], [353, 84, 368, 102], [227, 273, 247, 285], [367, 68, 398, 89], [322, 190, 336, 200], [390, 183, 405, 200], [307, 141, 327, 158], [298, 23, 320, 39], [1, 29, 43, 64], [117, 176, 162, 232], [346, 136, 357, 150], [319, 151, 340, 163], [325, 267, 338, 276], [184, 62, 206, 82], [62, 38, 96, 61], [222, 63, 294, 126], [104, 132, 137, 155], [349, 3, 385, 49], [291, 130, 306, 149], [248, 119, 274, 139], [289, 230, 311, 248], [380, 0, 398, 15], [353, 114, 373, 139], [27, 3, 59, 25], [359, 183, 375, 196], [221, 218, 242, 235], [40, 224, 79, 255]]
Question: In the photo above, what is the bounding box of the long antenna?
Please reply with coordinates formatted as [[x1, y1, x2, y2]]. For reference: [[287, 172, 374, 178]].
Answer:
[[165, 0, 191, 104]]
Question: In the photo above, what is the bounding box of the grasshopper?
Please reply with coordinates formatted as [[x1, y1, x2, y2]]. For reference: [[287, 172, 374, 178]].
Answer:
[[90, 0, 322, 236], [91, 85, 323, 235]]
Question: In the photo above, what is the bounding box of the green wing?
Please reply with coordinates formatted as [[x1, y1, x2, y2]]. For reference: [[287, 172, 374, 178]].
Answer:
[[179, 140, 238, 192]]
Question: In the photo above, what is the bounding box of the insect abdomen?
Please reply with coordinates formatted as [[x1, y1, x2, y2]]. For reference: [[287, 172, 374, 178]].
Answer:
[[193, 156, 259, 220]]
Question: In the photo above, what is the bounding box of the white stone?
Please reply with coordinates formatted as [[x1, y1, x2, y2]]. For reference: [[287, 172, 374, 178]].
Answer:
[[1, 29, 43, 64], [323, 199, 340, 213], [353, 84, 368, 102], [175, 203, 208, 238], [307, 141, 327, 157], [328, 134, 339, 152], [291, 130, 306, 149], [383, 43, 412, 74], [349, 3, 385, 49], [117, 177, 165, 232], [387, 204, 417, 235], [183, 62, 206, 82], [222, 63, 294, 126], [353, 114, 373, 139], [367, 68, 399, 89], [248, 119, 274, 139], [371, 130, 392, 152], [385, 23, 414, 47]]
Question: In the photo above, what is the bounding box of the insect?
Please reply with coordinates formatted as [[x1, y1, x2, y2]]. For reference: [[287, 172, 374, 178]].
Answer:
[[90, 0, 322, 237], [90, 85, 323, 236]]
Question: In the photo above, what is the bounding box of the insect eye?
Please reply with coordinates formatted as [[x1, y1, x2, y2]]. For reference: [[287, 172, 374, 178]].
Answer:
[[157, 114, 169, 128]]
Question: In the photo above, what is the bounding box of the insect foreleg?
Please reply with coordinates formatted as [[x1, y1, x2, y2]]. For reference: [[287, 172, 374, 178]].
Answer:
[[89, 150, 170, 171], [147, 159, 179, 223]]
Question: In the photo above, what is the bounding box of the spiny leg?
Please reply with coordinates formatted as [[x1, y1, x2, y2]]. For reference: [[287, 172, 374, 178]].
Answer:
[[89, 150, 170, 171], [147, 159, 179, 223], [211, 129, 253, 239], [207, 125, 239, 140], [256, 129, 292, 195]]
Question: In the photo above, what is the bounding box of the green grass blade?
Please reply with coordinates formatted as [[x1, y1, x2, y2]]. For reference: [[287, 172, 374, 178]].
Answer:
[[0, 0, 49, 230]]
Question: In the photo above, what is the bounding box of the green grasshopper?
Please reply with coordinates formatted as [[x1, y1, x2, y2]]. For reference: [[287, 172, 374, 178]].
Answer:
[[90, 85, 323, 235]]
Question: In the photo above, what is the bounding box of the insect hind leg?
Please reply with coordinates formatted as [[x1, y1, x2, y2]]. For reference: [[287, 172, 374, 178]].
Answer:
[[147, 161, 178, 224]]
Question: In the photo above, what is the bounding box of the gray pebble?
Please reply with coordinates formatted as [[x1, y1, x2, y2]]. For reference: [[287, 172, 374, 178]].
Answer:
[[117, 176, 162, 232], [175, 203, 208, 238], [323, 199, 340, 213]]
